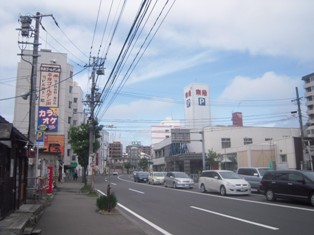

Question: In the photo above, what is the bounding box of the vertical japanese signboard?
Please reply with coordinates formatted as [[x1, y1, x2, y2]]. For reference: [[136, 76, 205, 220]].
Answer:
[[38, 64, 61, 132]]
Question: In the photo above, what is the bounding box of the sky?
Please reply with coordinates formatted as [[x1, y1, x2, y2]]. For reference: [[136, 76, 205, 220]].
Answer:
[[1, 0, 314, 147]]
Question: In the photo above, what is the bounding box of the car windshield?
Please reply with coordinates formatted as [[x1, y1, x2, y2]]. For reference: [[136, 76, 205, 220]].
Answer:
[[173, 172, 189, 178], [303, 171, 314, 181], [219, 171, 242, 179], [138, 172, 149, 177], [258, 168, 271, 176], [153, 172, 165, 177]]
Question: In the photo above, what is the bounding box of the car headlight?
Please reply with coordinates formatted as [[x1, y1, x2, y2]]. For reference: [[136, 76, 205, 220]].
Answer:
[[226, 182, 234, 187]]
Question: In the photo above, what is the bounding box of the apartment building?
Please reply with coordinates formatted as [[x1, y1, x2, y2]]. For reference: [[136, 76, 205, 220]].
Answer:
[[302, 72, 314, 137], [13, 49, 85, 176]]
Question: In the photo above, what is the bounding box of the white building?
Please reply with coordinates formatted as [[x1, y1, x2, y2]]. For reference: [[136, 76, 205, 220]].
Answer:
[[151, 118, 181, 145], [184, 83, 211, 129], [302, 72, 314, 137], [13, 49, 85, 177], [203, 126, 301, 169]]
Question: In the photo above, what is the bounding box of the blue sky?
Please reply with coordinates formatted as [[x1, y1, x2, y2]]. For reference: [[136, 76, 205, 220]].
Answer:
[[1, 0, 314, 147]]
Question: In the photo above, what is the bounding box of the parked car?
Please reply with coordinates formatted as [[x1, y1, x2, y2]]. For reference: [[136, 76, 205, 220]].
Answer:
[[133, 171, 149, 183], [236, 167, 271, 192], [259, 170, 314, 206], [199, 170, 251, 196], [112, 171, 118, 176], [148, 172, 166, 185], [164, 171, 194, 189]]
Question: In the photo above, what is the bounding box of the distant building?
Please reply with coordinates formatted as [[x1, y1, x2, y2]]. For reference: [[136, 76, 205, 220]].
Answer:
[[151, 118, 181, 145], [109, 141, 123, 159], [125, 141, 151, 170], [232, 112, 243, 127], [184, 83, 211, 129]]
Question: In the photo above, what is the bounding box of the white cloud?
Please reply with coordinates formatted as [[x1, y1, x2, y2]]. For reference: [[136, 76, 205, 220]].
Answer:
[[165, 0, 314, 61], [218, 72, 301, 101]]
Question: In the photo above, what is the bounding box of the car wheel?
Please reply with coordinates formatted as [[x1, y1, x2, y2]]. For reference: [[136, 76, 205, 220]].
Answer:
[[266, 189, 276, 201], [220, 186, 227, 196], [173, 182, 177, 189], [310, 192, 314, 207], [200, 184, 207, 193]]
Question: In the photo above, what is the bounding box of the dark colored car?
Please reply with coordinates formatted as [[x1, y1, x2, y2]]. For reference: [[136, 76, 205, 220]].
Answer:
[[259, 170, 314, 206], [133, 171, 149, 183]]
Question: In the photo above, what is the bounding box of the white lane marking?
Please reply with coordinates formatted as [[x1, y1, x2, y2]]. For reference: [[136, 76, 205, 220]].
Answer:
[[118, 203, 172, 235], [129, 188, 145, 194], [191, 206, 279, 231], [111, 182, 117, 186], [96, 189, 172, 235]]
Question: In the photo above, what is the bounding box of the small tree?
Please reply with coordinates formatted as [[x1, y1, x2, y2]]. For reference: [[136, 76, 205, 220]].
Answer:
[[96, 193, 117, 212], [124, 162, 131, 174], [207, 149, 220, 169], [69, 121, 103, 185], [138, 158, 149, 171]]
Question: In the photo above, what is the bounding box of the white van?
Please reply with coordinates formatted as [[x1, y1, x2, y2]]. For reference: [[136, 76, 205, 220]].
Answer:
[[236, 167, 271, 192]]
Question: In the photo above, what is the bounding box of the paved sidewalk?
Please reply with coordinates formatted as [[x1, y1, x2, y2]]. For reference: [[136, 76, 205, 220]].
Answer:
[[35, 180, 148, 235]]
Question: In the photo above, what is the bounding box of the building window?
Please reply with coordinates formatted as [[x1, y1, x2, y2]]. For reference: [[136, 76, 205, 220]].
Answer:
[[67, 149, 71, 157], [221, 138, 231, 148], [73, 108, 77, 114], [280, 154, 287, 163], [72, 155, 76, 161], [74, 97, 78, 103], [244, 138, 253, 145], [68, 117, 72, 124], [69, 101, 72, 109], [69, 86, 73, 93], [265, 138, 272, 141], [73, 120, 77, 126]]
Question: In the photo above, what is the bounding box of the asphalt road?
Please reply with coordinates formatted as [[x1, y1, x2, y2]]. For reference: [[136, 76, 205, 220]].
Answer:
[[95, 174, 314, 235]]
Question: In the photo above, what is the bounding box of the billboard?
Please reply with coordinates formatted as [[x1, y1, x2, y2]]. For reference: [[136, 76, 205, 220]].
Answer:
[[171, 129, 190, 143], [44, 135, 65, 157], [39, 64, 61, 107], [37, 107, 59, 132], [38, 64, 61, 132]]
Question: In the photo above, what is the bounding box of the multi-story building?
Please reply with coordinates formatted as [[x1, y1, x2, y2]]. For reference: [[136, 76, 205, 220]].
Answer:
[[302, 72, 314, 137], [125, 141, 152, 170], [151, 118, 181, 145], [108, 141, 124, 171], [13, 49, 85, 177]]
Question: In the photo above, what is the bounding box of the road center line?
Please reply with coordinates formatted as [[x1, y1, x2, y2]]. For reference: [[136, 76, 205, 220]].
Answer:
[[129, 188, 145, 194], [190, 206, 279, 231]]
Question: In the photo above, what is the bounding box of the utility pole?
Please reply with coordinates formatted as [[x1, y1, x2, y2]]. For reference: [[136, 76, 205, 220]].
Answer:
[[18, 12, 53, 188], [88, 57, 96, 188], [85, 57, 104, 188], [295, 87, 305, 169]]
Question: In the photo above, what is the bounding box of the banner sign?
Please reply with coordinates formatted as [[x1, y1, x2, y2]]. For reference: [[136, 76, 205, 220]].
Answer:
[[37, 107, 59, 132], [39, 64, 61, 108]]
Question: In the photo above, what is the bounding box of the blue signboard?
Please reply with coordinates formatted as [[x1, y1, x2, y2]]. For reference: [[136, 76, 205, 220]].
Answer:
[[37, 106, 58, 132]]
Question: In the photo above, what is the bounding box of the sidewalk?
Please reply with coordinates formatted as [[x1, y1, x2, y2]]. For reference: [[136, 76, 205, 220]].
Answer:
[[34, 180, 148, 235]]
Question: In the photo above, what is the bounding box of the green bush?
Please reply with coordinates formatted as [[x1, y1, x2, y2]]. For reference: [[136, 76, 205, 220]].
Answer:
[[96, 193, 117, 211]]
